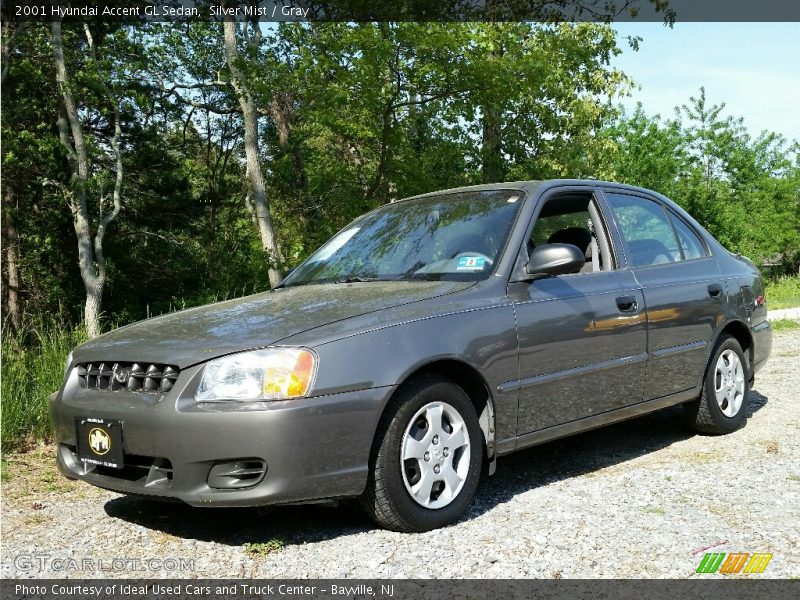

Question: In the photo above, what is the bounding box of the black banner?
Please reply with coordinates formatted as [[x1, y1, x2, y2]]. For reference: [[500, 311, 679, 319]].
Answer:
[[4, 0, 800, 23], [2, 579, 800, 600]]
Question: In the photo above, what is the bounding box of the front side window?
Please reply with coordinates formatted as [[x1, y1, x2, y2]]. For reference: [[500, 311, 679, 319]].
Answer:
[[606, 193, 682, 267], [281, 190, 523, 287], [527, 195, 613, 272], [530, 210, 590, 247]]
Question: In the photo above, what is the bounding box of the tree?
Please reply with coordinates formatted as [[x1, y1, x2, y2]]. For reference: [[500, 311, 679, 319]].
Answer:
[[2, 20, 85, 332], [605, 89, 800, 269], [604, 104, 686, 195], [222, 12, 283, 287], [5, 20, 797, 342], [147, 14, 285, 288], [456, 23, 632, 183], [1, 20, 25, 333], [50, 20, 125, 338]]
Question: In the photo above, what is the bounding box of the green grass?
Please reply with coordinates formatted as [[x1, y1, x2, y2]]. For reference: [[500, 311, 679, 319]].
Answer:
[[642, 506, 666, 515], [771, 319, 800, 332], [1, 458, 9, 482], [765, 275, 800, 309], [244, 539, 285, 557], [1, 318, 87, 450]]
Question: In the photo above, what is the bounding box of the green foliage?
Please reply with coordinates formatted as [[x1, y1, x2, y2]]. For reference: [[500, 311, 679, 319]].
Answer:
[[771, 319, 800, 332], [244, 539, 285, 557], [606, 88, 800, 269], [255, 22, 630, 255], [5, 24, 797, 336], [766, 276, 800, 310], [1, 23, 83, 323], [602, 104, 687, 194], [1, 318, 87, 449]]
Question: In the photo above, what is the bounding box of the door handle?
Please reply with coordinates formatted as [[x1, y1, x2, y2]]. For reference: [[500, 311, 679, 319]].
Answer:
[[708, 283, 723, 299], [616, 295, 638, 313]]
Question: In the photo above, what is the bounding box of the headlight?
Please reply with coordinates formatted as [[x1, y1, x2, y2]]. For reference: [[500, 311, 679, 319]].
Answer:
[[195, 348, 317, 402]]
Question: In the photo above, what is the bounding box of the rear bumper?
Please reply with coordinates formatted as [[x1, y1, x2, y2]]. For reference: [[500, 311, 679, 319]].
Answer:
[[751, 319, 772, 374], [49, 377, 394, 507]]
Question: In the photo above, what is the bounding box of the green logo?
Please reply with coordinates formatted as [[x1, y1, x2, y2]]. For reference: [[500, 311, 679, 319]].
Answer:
[[696, 552, 773, 574]]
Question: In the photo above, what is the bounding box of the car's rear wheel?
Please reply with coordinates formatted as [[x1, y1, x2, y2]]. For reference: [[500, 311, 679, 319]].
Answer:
[[684, 334, 749, 434], [361, 374, 482, 532]]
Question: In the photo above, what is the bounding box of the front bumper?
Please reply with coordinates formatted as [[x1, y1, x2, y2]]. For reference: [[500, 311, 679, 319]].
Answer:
[[49, 367, 394, 507]]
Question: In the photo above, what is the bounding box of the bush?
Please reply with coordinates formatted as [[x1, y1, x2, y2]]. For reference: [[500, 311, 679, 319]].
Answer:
[[765, 275, 800, 310], [1, 318, 86, 450]]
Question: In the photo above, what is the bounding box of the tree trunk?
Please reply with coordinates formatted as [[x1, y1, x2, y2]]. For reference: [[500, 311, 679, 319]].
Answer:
[[366, 105, 394, 199], [51, 19, 106, 338], [84, 279, 104, 339], [222, 18, 283, 287], [269, 93, 307, 195], [481, 103, 504, 184], [1, 184, 22, 333], [481, 37, 505, 185]]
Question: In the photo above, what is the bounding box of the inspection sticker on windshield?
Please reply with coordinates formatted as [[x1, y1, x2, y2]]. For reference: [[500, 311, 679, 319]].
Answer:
[[457, 256, 486, 270]]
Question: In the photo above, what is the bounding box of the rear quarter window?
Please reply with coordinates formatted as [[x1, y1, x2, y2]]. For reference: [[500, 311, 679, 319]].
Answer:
[[670, 214, 708, 260]]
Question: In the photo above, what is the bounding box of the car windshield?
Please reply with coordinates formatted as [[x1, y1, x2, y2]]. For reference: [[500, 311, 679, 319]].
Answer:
[[281, 190, 524, 287]]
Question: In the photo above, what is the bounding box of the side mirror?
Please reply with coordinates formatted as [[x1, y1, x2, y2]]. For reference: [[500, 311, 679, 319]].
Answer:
[[525, 243, 585, 277]]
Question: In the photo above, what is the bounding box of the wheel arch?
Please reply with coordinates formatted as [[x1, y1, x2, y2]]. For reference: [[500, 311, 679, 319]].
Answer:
[[707, 319, 755, 383], [378, 358, 497, 474]]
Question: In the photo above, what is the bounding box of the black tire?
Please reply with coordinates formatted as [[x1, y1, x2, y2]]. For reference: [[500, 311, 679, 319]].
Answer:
[[684, 334, 750, 434], [361, 374, 483, 532]]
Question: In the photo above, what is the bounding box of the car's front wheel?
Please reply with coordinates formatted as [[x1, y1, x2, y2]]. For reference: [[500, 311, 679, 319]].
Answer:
[[685, 334, 750, 434], [361, 375, 482, 532]]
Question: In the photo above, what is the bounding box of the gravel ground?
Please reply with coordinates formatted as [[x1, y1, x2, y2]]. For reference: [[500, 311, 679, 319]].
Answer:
[[2, 330, 798, 579]]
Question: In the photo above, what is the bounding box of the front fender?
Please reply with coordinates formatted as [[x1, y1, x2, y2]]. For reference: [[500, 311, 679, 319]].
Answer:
[[309, 304, 519, 446]]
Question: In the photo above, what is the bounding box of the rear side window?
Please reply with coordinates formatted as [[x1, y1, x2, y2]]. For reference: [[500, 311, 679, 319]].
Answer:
[[670, 214, 707, 260], [605, 193, 681, 267]]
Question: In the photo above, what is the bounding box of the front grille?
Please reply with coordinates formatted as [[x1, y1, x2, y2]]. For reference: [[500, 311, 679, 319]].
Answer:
[[77, 362, 179, 393]]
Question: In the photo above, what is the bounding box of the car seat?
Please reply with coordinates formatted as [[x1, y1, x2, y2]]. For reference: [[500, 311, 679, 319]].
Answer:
[[547, 227, 593, 273]]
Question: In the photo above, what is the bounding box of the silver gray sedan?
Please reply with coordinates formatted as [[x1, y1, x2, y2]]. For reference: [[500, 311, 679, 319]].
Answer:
[[50, 180, 772, 531]]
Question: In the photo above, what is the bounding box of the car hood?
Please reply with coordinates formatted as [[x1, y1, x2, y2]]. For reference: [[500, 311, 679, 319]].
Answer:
[[73, 280, 473, 368]]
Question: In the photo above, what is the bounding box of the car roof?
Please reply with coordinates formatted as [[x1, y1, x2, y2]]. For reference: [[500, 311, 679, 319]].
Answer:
[[399, 179, 661, 203]]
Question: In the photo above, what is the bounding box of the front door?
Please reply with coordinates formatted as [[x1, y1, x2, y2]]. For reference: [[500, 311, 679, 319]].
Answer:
[[509, 190, 648, 435]]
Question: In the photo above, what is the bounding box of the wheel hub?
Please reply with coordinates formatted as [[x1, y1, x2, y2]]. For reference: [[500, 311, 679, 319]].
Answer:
[[400, 401, 471, 509], [713, 349, 745, 418]]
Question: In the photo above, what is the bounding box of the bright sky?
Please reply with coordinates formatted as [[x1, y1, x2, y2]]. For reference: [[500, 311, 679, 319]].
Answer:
[[611, 22, 800, 141]]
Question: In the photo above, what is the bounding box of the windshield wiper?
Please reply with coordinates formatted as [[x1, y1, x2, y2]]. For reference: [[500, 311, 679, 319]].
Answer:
[[331, 277, 391, 284], [277, 276, 395, 288]]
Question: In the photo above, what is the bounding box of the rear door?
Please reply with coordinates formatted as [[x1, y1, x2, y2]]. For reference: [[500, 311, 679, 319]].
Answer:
[[602, 190, 722, 400]]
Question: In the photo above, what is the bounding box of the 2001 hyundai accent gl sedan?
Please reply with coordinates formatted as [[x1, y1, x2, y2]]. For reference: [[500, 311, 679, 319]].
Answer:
[[50, 179, 772, 532]]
